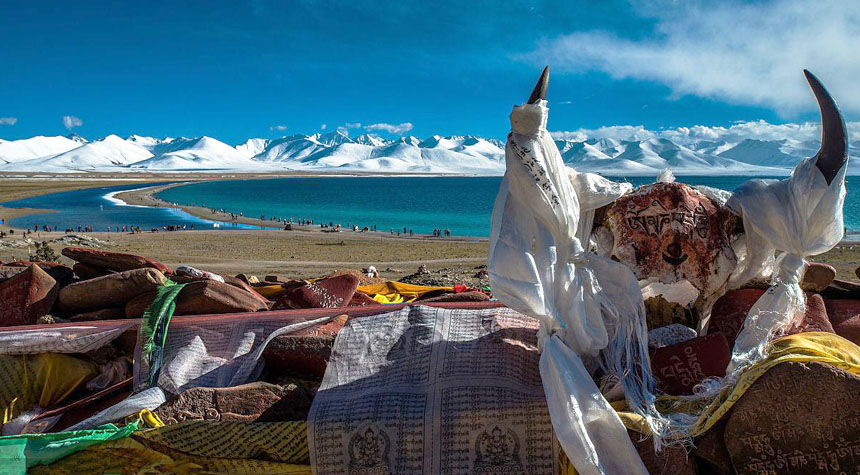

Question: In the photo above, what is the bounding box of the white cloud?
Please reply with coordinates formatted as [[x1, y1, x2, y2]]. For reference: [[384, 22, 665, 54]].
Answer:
[[344, 122, 362, 129], [320, 123, 327, 130], [530, 0, 860, 114], [0, 117, 17, 125], [269, 125, 287, 131], [552, 119, 860, 145], [62, 115, 82, 130], [365, 122, 414, 135]]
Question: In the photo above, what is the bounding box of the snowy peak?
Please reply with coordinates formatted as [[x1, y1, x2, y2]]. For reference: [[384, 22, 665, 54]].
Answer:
[[0, 135, 85, 164], [0, 129, 845, 175]]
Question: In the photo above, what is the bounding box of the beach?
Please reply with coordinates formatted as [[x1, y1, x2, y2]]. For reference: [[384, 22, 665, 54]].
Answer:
[[0, 177, 490, 281]]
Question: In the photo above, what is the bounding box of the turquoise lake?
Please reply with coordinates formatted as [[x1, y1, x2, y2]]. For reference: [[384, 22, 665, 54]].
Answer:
[[4, 176, 859, 237]]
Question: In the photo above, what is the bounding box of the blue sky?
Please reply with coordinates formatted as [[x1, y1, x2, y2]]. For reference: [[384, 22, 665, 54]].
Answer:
[[0, 0, 858, 144]]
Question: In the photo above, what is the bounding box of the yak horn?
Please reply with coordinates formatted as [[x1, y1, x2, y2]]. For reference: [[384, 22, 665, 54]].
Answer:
[[805, 69, 848, 185], [528, 66, 550, 104]]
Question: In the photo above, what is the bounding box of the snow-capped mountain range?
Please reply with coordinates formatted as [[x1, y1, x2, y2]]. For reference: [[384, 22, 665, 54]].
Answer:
[[0, 131, 854, 175]]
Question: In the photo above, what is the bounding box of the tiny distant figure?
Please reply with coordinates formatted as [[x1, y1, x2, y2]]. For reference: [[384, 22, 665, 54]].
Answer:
[[409, 229, 413, 236]]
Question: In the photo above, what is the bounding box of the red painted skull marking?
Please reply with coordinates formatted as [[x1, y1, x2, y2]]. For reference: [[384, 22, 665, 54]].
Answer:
[[605, 182, 737, 330]]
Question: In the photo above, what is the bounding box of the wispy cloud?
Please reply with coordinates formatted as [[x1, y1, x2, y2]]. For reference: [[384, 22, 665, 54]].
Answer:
[[320, 123, 327, 130], [529, 0, 860, 114], [62, 115, 82, 130], [551, 119, 860, 145], [365, 122, 414, 135], [269, 124, 287, 131], [0, 117, 16, 125]]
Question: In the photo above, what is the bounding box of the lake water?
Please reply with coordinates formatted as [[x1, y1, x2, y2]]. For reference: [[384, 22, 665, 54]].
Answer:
[[3, 176, 859, 237]]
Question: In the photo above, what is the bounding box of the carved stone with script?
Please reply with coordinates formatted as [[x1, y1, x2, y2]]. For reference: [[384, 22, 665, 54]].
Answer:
[[725, 361, 860, 474], [605, 182, 737, 330]]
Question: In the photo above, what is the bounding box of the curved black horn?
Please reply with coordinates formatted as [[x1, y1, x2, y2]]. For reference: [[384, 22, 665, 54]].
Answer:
[[528, 66, 549, 104], [805, 69, 848, 185]]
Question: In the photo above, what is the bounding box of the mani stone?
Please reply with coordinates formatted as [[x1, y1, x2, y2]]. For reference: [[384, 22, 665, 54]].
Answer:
[[72, 262, 113, 281], [416, 290, 490, 303], [628, 430, 695, 475], [801, 262, 836, 292], [125, 279, 269, 318], [68, 308, 126, 322], [0, 265, 59, 327], [650, 333, 730, 395], [152, 381, 312, 424], [724, 361, 860, 474], [62, 246, 172, 274], [58, 268, 166, 314], [709, 289, 832, 349], [4, 261, 74, 287], [348, 291, 378, 306], [823, 299, 860, 346], [274, 274, 359, 310], [693, 419, 732, 475], [648, 323, 698, 350], [263, 314, 348, 378]]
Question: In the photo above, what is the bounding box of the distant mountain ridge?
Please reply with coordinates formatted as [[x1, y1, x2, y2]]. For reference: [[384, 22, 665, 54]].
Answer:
[[0, 130, 852, 175]]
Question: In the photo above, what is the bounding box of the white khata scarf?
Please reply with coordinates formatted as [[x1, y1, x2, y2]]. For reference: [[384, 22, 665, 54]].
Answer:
[[488, 100, 669, 475]]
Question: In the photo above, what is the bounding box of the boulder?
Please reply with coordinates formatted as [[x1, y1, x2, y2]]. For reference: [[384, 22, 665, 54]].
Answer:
[[823, 299, 860, 346], [125, 279, 269, 318], [801, 262, 836, 292], [693, 419, 732, 474], [221, 275, 271, 308], [0, 265, 27, 282], [347, 291, 378, 306], [709, 289, 832, 349], [785, 293, 833, 335], [724, 361, 860, 474], [648, 323, 697, 350], [0, 265, 59, 327], [628, 430, 696, 475], [4, 261, 74, 287], [822, 279, 860, 299], [153, 382, 312, 424], [650, 333, 730, 395], [273, 274, 359, 310], [58, 268, 166, 314], [416, 290, 490, 303], [68, 308, 126, 322], [263, 314, 348, 378], [62, 247, 172, 274], [72, 262, 113, 281]]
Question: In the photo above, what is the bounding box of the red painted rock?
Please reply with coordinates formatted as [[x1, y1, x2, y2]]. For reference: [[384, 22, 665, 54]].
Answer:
[[0, 265, 27, 282], [628, 430, 696, 475], [125, 279, 269, 318], [5, 261, 74, 287], [801, 262, 836, 292], [68, 308, 126, 322], [62, 246, 172, 274], [222, 275, 271, 309], [348, 291, 378, 306], [153, 381, 312, 424], [823, 299, 860, 346], [650, 333, 730, 395], [785, 293, 833, 335], [605, 182, 737, 314], [709, 289, 831, 349], [72, 262, 113, 280], [693, 419, 732, 475], [724, 361, 860, 474], [823, 279, 860, 299], [273, 274, 359, 310], [0, 265, 59, 327], [263, 314, 348, 378], [58, 268, 166, 314], [417, 290, 490, 303]]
